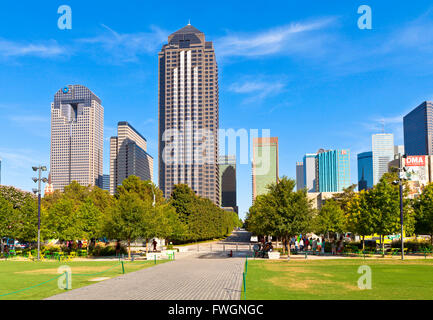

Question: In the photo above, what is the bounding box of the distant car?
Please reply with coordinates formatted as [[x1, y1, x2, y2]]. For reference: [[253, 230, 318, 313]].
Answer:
[[250, 236, 258, 242]]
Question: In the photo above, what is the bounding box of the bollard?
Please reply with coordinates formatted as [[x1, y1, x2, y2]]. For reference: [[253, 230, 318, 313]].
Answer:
[[243, 272, 246, 299], [154, 254, 156, 265], [121, 261, 125, 274]]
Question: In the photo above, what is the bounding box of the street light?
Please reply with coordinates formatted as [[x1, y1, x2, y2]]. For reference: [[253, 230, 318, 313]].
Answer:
[[393, 154, 407, 261], [32, 165, 48, 261]]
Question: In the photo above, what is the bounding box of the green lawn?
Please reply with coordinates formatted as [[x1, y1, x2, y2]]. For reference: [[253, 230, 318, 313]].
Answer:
[[0, 259, 168, 300], [241, 258, 433, 300]]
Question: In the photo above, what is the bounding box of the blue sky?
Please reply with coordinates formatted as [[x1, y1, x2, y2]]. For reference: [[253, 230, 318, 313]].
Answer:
[[1, 1, 433, 219]]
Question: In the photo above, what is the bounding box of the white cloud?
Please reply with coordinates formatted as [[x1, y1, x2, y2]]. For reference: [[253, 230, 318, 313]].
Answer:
[[215, 18, 336, 58], [229, 78, 286, 104], [79, 24, 169, 63], [0, 39, 64, 58]]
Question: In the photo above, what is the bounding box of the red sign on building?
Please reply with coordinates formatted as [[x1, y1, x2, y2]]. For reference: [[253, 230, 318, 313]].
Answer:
[[405, 156, 426, 167]]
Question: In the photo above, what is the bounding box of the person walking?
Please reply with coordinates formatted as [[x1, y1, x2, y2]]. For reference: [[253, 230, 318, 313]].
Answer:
[[317, 238, 322, 255], [152, 239, 158, 252], [295, 239, 299, 253], [299, 238, 304, 252], [321, 237, 325, 255], [312, 238, 317, 254]]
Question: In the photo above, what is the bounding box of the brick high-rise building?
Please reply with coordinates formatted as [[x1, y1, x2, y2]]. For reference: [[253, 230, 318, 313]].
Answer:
[[110, 121, 153, 195], [50, 85, 103, 191], [158, 24, 219, 204]]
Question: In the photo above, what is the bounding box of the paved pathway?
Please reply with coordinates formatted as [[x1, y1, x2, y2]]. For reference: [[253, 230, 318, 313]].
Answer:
[[47, 230, 251, 300]]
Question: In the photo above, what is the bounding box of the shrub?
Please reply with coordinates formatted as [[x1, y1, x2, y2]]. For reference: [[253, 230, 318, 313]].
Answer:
[[89, 244, 127, 256], [391, 240, 432, 252]]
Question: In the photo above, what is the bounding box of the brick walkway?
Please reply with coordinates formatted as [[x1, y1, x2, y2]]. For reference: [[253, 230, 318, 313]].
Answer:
[[46, 231, 250, 300]]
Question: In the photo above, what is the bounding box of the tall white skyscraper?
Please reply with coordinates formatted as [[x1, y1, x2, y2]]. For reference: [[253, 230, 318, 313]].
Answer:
[[50, 85, 104, 191], [372, 133, 394, 185], [110, 122, 153, 195]]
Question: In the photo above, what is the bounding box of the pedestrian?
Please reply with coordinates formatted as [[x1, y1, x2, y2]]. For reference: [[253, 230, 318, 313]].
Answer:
[[295, 239, 299, 253], [77, 240, 82, 249], [305, 238, 310, 251], [331, 240, 336, 255], [299, 238, 304, 251], [312, 238, 317, 254], [152, 239, 158, 252], [321, 237, 325, 255], [115, 240, 121, 257], [317, 238, 322, 255]]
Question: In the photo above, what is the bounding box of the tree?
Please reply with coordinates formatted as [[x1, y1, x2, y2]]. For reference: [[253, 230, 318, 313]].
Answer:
[[246, 177, 315, 255], [0, 197, 16, 253], [314, 199, 346, 239], [414, 183, 433, 243], [332, 184, 357, 212], [106, 193, 150, 259], [346, 190, 375, 251], [370, 173, 415, 255]]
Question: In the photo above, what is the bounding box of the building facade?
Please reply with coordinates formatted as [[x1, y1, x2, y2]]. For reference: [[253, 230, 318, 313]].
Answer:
[[357, 151, 373, 191], [102, 174, 110, 191], [252, 137, 279, 201], [315, 149, 350, 192], [50, 85, 103, 191], [303, 153, 317, 192], [372, 133, 394, 185], [404, 101, 433, 156], [296, 162, 304, 191], [158, 24, 219, 205], [218, 155, 237, 212], [110, 121, 153, 195]]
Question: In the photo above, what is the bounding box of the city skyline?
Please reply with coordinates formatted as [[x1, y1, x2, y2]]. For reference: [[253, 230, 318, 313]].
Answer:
[[2, 1, 433, 218]]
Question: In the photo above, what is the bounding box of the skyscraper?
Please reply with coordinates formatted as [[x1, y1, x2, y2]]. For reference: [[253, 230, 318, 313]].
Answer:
[[372, 133, 394, 185], [218, 155, 237, 212], [296, 162, 304, 191], [252, 137, 279, 201], [50, 85, 103, 191], [357, 151, 373, 191], [102, 174, 110, 192], [303, 153, 317, 192], [110, 121, 153, 195], [315, 149, 350, 192], [158, 24, 219, 204], [404, 101, 433, 156]]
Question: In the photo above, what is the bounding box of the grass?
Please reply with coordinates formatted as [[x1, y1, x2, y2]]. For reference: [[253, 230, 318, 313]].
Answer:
[[0, 259, 168, 300], [241, 258, 433, 300]]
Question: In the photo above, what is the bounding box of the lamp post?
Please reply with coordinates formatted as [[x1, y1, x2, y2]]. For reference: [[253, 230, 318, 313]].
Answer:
[[32, 165, 48, 261], [394, 154, 407, 261]]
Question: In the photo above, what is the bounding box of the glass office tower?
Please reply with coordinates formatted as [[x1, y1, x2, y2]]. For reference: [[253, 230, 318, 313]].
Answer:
[[357, 151, 373, 191], [315, 149, 351, 192], [403, 101, 433, 156]]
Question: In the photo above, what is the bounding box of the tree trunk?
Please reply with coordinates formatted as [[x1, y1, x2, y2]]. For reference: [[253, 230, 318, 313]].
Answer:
[[362, 235, 365, 251], [287, 236, 291, 257], [128, 238, 131, 259]]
